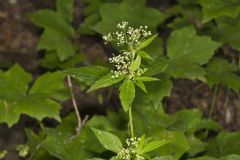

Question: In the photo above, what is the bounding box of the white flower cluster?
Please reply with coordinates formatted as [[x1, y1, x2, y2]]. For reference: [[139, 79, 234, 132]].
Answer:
[[0, 150, 7, 159], [115, 137, 145, 160], [16, 145, 29, 158], [109, 52, 147, 79], [103, 21, 152, 48]]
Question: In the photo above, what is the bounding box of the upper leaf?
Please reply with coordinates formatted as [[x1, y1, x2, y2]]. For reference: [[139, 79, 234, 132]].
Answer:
[[199, 0, 240, 22], [93, 1, 165, 34], [206, 58, 240, 92], [166, 26, 220, 79]]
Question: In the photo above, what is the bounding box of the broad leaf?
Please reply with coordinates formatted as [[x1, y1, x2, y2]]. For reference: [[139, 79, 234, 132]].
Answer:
[[166, 26, 220, 79], [119, 79, 135, 112], [199, 0, 240, 22], [91, 128, 123, 153], [137, 34, 158, 51], [206, 58, 240, 92], [94, 1, 165, 34], [0, 64, 68, 127]]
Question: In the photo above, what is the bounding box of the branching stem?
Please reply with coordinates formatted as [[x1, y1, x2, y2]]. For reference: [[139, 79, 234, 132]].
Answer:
[[67, 75, 82, 135]]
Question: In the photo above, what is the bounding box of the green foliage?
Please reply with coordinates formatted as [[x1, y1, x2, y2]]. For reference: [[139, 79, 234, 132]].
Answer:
[[0, 64, 68, 127], [199, 0, 240, 22], [29, 0, 77, 62], [166, 26, 220, 80], [206, 58, 240, 92], [92, 128, 123, 153], [93, 0, 165, 34], [120, 79, 135, 112]]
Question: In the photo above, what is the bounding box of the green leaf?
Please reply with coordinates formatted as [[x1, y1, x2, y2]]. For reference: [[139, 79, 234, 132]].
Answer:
[[0, 64, 68, 127], [206, 58, 240, 92], [119, 79, 135, 112], [206, 132, 240, 157], [166, 26, 220, 79], [91, 128, 123, 153], [144, 58, 168, 76], [220, 154, 240, 160], [94, 1, 165, 34], [140, 140, 169, 154], [64, 66, 111, 86], [40, 51, 85, 69], [37, 29, 76, 61], [130, 55, 141, 71], [136, 76, 159, 82], [29, 72, 69, 101], [189, 157, 218, 160], [88, 73, 124, 92], [211, 16, 240, 50], [137, 51, 153, 60], [137, 34, 158, 51], [57, 0, 75, 22], [29, 10, 74, 36], [135, 80, 147, 93], [199, 0, 240, 22]]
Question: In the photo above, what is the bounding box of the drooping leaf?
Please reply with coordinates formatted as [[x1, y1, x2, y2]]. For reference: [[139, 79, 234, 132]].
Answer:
[[91, 128, 123, 153], [199, 0, 240, 22], [119, 79, 135, 112]]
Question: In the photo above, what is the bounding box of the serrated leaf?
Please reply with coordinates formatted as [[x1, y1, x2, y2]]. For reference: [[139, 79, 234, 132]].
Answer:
[[29, 72, 68, 101], [140, 140, 169, 154], [29, 10, 74, 36], [199, 0, 240, 22], [40, 51, 85, 69], [37, 29, 76, 61], [57, 0, 75, 22], [206, 58, 240, 92], [64, 66, 110, 86], [137, 34, 158, 51], [130, 55, 141, 71], [120, 79, 135, 112], [93, 1, 165, 34], [166, 26, 220, 79], [88, 73, 124, 92], [91, 128, 123, 153], [0, 64, 68, 127], [206, 132, 240, 157]]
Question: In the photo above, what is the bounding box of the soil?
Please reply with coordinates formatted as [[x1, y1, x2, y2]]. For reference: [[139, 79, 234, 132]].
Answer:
[[0, 0, 239, 160]]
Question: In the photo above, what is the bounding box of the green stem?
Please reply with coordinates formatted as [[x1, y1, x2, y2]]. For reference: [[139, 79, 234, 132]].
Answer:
[[208, 85, 219, 119], [128, 106, 134, 138]]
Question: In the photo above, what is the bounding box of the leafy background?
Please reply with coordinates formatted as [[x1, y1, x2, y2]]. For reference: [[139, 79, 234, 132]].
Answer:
[[0, 0, 239, 159]]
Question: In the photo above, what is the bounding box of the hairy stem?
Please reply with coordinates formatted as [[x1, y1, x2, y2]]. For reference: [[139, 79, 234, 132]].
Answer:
[[128, 106, 134, 138], [67, 75, 82, 135]]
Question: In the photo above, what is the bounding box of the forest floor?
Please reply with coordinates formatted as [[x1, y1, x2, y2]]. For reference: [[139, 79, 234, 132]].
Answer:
[[0, 0, 239, 159]]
